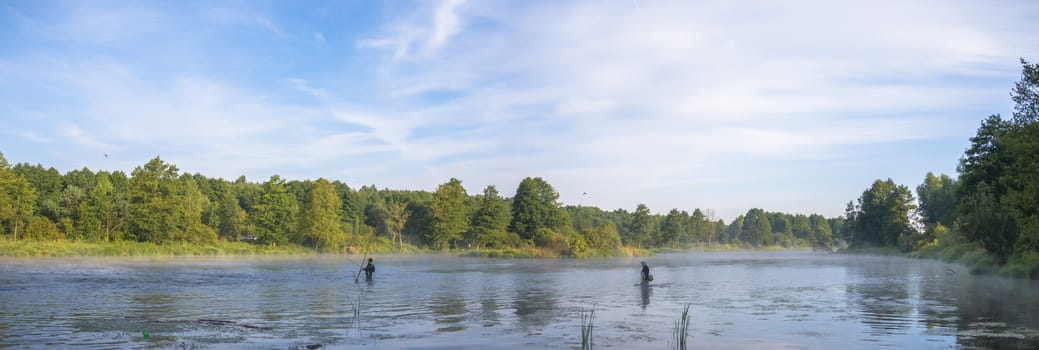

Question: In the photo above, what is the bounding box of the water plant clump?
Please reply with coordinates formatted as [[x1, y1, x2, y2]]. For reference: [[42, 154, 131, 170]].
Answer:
[[580, 307, 595, 350], [670, 303, 691, 350], [350, 293, 362, 336]]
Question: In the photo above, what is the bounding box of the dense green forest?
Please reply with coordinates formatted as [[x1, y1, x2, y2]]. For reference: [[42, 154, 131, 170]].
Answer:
[[0, 155, 840, 257], [842, 59, 1039, 278]]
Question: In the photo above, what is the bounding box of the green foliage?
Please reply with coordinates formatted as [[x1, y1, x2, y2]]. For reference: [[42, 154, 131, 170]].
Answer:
[[567, 234, 590, 257], [5, 149, 855, 258], [726, 216, 743, 245], [509, 177, 565, 241], [1012, 58, 1039, 122], [127, 157, 182, 243], [297, 178, 344, 251], [334, 181, 365, 234], [809, 214, 833, 249], [24, 216, 60, 240], [582, 222, 622, 250], [385, 200, 411, 253], [917, 172, 958, 227], [12, 163, 62, 222], [1001, 251, 1039, 279], [210, 180, 244, 241], [740, 208, 771, 247], [534, 227, 565, 251], [77, 172, 116, 241], [954, 60, 1039, 265], [430, 178, 469, 250], [252, 175, 298, 246], [659, 209, 689, 248], [848, 179, 917, 249], [170, 174, 215, 243], [626, 204, 654, 248], [0, 238, 313, 257], [470, 185, 511, 249], [791, 214, 812, 240], [959, 182, 1018, 262], [461, 247, 540, 258], [0, 153, 37, 240]]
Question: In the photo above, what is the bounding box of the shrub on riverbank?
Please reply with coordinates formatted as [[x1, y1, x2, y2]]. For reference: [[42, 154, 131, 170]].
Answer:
[[459, 245, 653, 258], [461, 248, 543, 258], [900, 231, 1039, 278], [842, 246, 905, 256], [1000, 252, 1039, 279], [340, 236, 427, 255]]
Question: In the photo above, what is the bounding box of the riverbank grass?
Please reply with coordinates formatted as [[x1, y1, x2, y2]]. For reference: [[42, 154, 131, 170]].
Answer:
[[911, 236, 1039, 278], [460, 246, 654, 258], [0, 239, 314, 257]]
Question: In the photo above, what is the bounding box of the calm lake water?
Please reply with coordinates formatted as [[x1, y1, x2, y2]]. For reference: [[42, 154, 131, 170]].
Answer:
[[2, 251, 1039, 349]]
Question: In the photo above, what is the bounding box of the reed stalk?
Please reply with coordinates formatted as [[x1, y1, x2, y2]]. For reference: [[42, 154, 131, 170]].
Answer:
[[580, 307, 595, 350], [670, 303, 691, 350]]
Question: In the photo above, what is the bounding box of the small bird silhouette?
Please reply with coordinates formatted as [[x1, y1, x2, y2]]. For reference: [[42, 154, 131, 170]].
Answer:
[[104, 153, 108, 158], [582, 192, 588, 195]]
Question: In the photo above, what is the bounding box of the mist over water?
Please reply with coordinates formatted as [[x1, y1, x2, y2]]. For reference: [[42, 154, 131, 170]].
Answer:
[[1, 252, 1038, 349]]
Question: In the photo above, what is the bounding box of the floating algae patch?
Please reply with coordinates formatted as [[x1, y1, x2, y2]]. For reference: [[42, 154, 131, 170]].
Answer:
[[957, 322, 1039, 340], [69, 318, 276, 348], [72, 317, 189, 339], [436, 325, 467, 333]]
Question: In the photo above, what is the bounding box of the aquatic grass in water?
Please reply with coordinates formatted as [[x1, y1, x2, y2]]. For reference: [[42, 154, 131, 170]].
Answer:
[[670, 304, 691, 350], [580, 307, 595, 350], [351, 293, 363, 336]]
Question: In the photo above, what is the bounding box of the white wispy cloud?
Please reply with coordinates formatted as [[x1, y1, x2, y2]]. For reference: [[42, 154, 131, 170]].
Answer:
[[429, 0, 467, 50], [359, 0, 469, 62]]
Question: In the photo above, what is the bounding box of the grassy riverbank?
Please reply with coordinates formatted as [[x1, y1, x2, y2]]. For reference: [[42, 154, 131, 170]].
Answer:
[[2, 238, 813, 259], [910, 238, 1039, 279], [460, 246, 654, 258], [0, 236, 434, 258], [842, 237, 1039, 279], [651, 243, 805, 254], [0, 239, 315, 257]]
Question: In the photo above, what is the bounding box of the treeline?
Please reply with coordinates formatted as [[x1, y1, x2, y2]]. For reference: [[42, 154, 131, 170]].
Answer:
[[0, 156, 839, 256], [843, 59, 1039, 277]]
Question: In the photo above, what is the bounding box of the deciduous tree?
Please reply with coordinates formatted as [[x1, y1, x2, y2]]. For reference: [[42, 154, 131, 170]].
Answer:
[[509, 177, 565, 242], [385, 200, 411, 253], [471, 185, 510, 249], [252, 175, 297, 246], [298, 178, 343, 250], [430, 178, 468, 250], [127, 157, 181, 243]]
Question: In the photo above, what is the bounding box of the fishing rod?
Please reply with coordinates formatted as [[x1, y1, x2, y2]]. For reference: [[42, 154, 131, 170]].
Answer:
[[353, 237, 375, 283]]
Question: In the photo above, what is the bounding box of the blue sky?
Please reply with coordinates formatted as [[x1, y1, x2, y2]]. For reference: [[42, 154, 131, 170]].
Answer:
[[1, 0, 1037, 220]]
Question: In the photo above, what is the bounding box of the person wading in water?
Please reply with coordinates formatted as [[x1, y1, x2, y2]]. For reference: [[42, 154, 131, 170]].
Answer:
[[640, 261, 653, 283], [364, 258, 375, 280]]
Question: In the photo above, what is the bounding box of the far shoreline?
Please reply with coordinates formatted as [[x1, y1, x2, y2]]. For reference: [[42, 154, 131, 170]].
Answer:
[[0, 238, 823, 259]]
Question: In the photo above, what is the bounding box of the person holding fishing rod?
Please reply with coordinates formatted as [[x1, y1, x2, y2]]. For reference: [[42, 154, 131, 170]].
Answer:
[[364, 258, 375, 280], [354, 238, 376, 283]]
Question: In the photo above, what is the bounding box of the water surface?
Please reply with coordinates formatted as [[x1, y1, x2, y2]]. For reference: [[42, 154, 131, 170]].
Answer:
[[2, 251, 1038, 349]]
